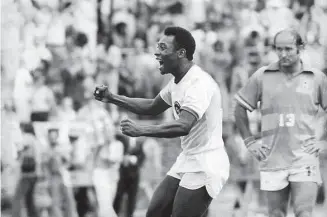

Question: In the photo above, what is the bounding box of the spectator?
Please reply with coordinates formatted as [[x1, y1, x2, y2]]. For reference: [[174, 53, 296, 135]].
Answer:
[[238, 0, 262, 30], [76, 78, 116, 217], [1, 98, 23, 200], [262, 36, 279, 65], [13, 57, 37, 123], [111, 9, 137, 47], [77, 76, 114, 147], [260, 0, 297, 38], [67, 126, 95, 217], [1, 0, 22, 92], [93, 123, 124, 217], [51, 96, 76, 122], [204, 39, 233, 140], [140, 138, 163, 197], [111, 22, 130, 48], [184, 0, 208, 27], [61, 32, 89, 111], [95, 44, 120, 121], [45, 128, 77, 217], [12, 123, 42, 217], [72, 0, 98, 60], [300, 13, 325, 70], [29, 60, 56, 122], [117, 52, 135, 97], [113, 137, 146, 217], [311, 0, 327, 46], [126, 37, 159, 99], [68, 126, 92, 171]]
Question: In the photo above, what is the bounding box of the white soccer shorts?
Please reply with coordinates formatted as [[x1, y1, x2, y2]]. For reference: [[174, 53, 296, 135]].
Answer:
[[167, 148, 230, 198]]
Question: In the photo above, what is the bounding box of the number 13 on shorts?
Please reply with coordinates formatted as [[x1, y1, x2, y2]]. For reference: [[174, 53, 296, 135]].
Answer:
[[279, 113, 295, 127]]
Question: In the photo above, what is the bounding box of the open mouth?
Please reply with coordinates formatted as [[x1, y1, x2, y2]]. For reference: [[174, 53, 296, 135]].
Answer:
[[156, 58, 164, 70], [157, 58, 163, 65]]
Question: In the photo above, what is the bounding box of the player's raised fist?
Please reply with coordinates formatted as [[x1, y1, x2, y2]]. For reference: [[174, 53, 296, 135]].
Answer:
[[94, 85, 112, 103]]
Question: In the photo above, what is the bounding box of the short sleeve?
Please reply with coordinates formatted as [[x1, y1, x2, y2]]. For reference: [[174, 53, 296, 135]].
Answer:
[[181, 79, 215, 120], [235, 66, 265, 112], [159, 79, 173, 106]]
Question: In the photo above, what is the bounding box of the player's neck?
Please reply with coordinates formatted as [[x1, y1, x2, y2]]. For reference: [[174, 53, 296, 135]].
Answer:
[[174, 61, 194, 84], [280, 60, 302, 75]]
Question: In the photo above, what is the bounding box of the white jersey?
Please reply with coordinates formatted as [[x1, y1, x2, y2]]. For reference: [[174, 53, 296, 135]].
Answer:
[[160, 65, 225, 155]]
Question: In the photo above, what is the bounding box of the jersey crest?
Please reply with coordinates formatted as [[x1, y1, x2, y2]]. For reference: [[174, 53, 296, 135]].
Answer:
[[296, 78, 313, 94], [174, 101, 181, 115]]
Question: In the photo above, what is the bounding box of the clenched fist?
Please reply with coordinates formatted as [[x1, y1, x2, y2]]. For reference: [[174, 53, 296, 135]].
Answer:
[[94, 85, 112, 103], [120, 119, 143, 137]]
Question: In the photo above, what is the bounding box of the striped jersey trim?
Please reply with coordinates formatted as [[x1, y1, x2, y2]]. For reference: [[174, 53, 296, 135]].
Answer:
[[253, 127, 315, 139], [235, 94, 255, 111], [181, 107, 199, 120], [261, 107, 318, 116]]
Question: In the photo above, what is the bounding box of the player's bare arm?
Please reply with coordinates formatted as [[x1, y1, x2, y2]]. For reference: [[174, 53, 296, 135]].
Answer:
[[94, 85, 170, 116], [235, 103, 270, 160], [120, 110, 197, 138], [234, 103, 252, 139], [302, 74, 327, 155]]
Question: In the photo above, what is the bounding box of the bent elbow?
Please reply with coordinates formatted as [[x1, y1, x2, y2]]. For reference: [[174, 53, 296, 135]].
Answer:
[[180, 124, 192, 136]]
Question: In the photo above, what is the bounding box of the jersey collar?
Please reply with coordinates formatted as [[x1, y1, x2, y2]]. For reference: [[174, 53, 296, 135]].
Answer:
[[265, 60, 312, 74]]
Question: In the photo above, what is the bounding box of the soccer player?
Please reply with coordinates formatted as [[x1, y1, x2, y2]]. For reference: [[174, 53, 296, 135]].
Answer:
[[234, 29, 327, 217], [94, 26, 230, 217]]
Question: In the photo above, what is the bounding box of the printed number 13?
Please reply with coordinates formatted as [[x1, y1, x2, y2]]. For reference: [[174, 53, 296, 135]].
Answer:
[[279, 114, 295, 127]]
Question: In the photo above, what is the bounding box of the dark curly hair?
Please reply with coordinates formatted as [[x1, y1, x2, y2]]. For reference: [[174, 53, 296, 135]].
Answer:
[[164, 26, 196, 61]]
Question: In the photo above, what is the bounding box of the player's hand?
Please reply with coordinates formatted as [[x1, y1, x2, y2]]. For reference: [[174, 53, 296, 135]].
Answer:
[[93, 85, 112, 103], [245, 138, 270, 161], [302, 140, 326, 156], [120, 119, 142, 137]]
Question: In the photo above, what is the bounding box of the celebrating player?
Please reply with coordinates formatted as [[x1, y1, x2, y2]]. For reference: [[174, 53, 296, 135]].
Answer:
[[94, 26, 230, 217]]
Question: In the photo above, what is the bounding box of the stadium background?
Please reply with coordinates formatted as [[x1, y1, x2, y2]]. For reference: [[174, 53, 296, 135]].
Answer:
[[1, 0, 327, 217]]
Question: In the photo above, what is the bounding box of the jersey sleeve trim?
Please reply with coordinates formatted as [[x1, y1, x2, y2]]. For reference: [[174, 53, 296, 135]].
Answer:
[[181, 106, 199, 120], [235, 93, 255, 112]]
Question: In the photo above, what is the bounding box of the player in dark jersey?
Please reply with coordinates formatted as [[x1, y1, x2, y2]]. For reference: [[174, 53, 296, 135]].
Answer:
[[235, 29, 327, 217]]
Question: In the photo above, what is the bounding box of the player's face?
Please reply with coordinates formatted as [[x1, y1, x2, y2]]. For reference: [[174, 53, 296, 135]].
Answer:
[[48, 131, 59, 144], [274, 32, 300, 67], [155, 35, 179, 74]]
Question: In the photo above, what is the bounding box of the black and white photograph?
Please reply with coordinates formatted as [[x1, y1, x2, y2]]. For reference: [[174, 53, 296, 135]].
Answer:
[[1, 0, 327, 217]]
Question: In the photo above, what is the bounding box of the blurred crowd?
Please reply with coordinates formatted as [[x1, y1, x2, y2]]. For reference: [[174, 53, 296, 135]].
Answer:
[[1, 0, 327, 217]]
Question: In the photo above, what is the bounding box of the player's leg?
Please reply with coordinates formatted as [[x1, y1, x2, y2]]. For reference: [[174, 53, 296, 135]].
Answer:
[[290, 182, 318, 217], [146, 175, 180, 217], [172, 186, 212, 217], [288, 165, 322, 217], [260, 170, 291, 217], [265, 186, 291, 217]]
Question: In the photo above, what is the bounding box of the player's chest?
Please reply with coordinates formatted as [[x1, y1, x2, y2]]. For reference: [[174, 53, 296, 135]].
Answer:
[[262, 73, 316, 104]]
